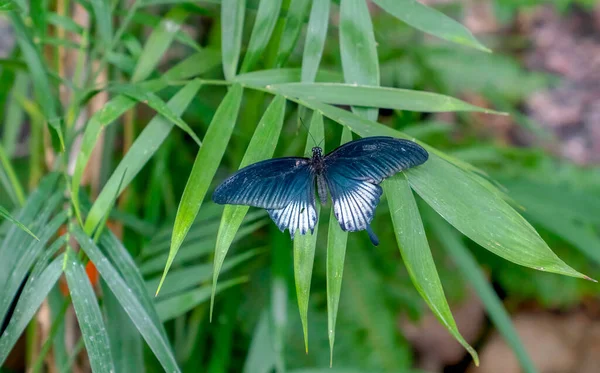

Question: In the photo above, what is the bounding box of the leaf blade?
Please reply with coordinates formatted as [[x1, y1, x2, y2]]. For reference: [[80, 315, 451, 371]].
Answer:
[[372, 0, 490, 52], [275, 0, 311, 67], [210, 94, 286, 319], [339, 0, 379, 121], [239, 0, 282, 73], [221, 0, 246, 80], [158, 84, 243, 295], [301, 0, 330, 83], [385, 173, 478, 364]]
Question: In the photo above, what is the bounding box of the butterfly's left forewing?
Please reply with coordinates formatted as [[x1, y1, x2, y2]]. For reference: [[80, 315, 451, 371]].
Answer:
[[212, 157, 317, 238]]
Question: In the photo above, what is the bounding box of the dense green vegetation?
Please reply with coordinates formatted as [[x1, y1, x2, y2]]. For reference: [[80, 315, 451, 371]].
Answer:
[[1, 0, 599, 372]]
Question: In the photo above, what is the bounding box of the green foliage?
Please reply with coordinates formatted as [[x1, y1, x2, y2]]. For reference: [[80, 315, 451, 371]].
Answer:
[[0, 0, 597, 372]]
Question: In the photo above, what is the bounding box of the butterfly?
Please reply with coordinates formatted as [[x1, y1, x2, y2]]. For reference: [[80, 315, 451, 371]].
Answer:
[[212, 136, 428, 246]]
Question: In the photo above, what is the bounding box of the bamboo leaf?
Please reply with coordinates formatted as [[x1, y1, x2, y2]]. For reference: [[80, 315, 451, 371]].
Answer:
[[339, 0, 379, 121], [0, 205, 37, 239], [236, 68, 342, 85], [293, 110, 324, 353], [9, 13, 64, 149], [158, 84, 243, 295], [85, 80, 202, 234], [164, 48, 221, 81], [301, 102, 590, 280], [385, 173, 478, 365], [90, 0, 112, 47], [65, 254, 116, 373], [239, 0, 282, 73], [74, 228, 181, 373], [430, 215, 537, 373], [132, 5, 189, 82], [0, 253, 64, 366], [221, 0, 245, 80], [275, 0, 311, 67], [270, 83, 503, 114], [109, 84, 202, 146], [326, 127, 351, 366], [210, 94, 286, 319], [301, 0, 330, 82], [372, 0, 490, 52]]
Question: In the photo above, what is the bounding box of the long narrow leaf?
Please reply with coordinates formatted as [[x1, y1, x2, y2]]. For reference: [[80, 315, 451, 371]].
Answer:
[[239, 0, 282, 73], [385, 173, 478, 364], [270, 83, 503, 114], [293, 110, 324, 352], [85, 80, 202, 234], [74, 228, 181, 373], [301, 0, 330, 83], [372, 0, 490, 52], [302, 102, 589, 280], [0, 205, 37, 238], [326, 127, 351, 365], [65, 254, 116, 373], [0, 253, 64, 366], [132, 5, 189, 82], [210, 94, 286, 318], [339, 0, 379, 121], [430, 215, 537, 373], [158, 84, 243, 295], [276, 0, 311, 67], [90, 0, 112, 47], [221, 0, 245, 80], [10, 13, 64, 148]]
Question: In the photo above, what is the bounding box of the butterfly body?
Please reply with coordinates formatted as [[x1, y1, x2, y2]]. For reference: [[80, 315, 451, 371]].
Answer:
[[213, 136, 428, 245]]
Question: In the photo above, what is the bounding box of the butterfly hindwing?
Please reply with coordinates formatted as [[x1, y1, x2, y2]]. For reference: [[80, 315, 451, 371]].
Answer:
[[267, 168, 317, 238], [212, 157, 311, 209], [323, 137, 428, 245]]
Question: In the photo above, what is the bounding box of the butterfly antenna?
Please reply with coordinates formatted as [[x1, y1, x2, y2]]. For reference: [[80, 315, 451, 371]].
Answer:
[[299, 116, 319, 148]]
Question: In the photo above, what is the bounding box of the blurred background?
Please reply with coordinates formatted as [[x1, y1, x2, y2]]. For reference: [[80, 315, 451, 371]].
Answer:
[[1, 0, 600, 373]]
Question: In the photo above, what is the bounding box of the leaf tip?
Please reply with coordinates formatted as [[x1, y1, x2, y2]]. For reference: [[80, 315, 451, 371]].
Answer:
[[584, 275, 598, 283]]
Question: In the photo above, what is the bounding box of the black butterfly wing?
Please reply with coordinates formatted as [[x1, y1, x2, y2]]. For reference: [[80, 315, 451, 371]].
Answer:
[[323, 137, 428, 244], [212, 157, 317, 237]]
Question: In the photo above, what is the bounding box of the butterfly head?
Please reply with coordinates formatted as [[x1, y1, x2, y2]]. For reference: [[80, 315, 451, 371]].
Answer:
[[312, 147, 323, 159]]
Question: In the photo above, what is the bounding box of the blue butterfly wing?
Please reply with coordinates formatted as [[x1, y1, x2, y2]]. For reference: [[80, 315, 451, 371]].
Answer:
[[323, 137, 428, 244], [212, 157, 317, 237]]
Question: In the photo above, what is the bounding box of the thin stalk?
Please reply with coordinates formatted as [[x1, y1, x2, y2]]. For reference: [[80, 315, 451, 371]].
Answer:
[[0, 143, 26, 205]]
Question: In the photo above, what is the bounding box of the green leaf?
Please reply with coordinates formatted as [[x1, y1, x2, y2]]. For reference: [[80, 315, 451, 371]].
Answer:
[[156, 278, 246, 321], [221, 0, 245, 80], [158, 84, 243, 295], [72, 95, 139, 225], [85, 80, 202, 234], [9, 13, 64, 149], [0, 0, 19, 11], [163, 48, 221, 81], [275, 0, 311, 67], [430, 215, 537, 373], [385, 173, 478, 365], [301, 0, 330, 82], [405, 155, 591, 280], [326, 127, 351, 366], [132, 5, 189, 82], [302, 102, 590, 280], [242, 310, 276, 373], [236, 68, 342, 85], [109, 84, 202, 146], [90, 0, 112, 47], [74, 228, 181, 373], [2, 71, 27, 158], [0, 204, 37, 239], [210, 94, 286, 319], [293, 110, 324, 353], [339, 0, 379, 122], [65, 254, 116, 373], [0, 253, 64, 366], [101, 286, 145, 373], [239, 0, 282, 73], [271, 83, 504, 114], [372, 0, 490, 52]]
